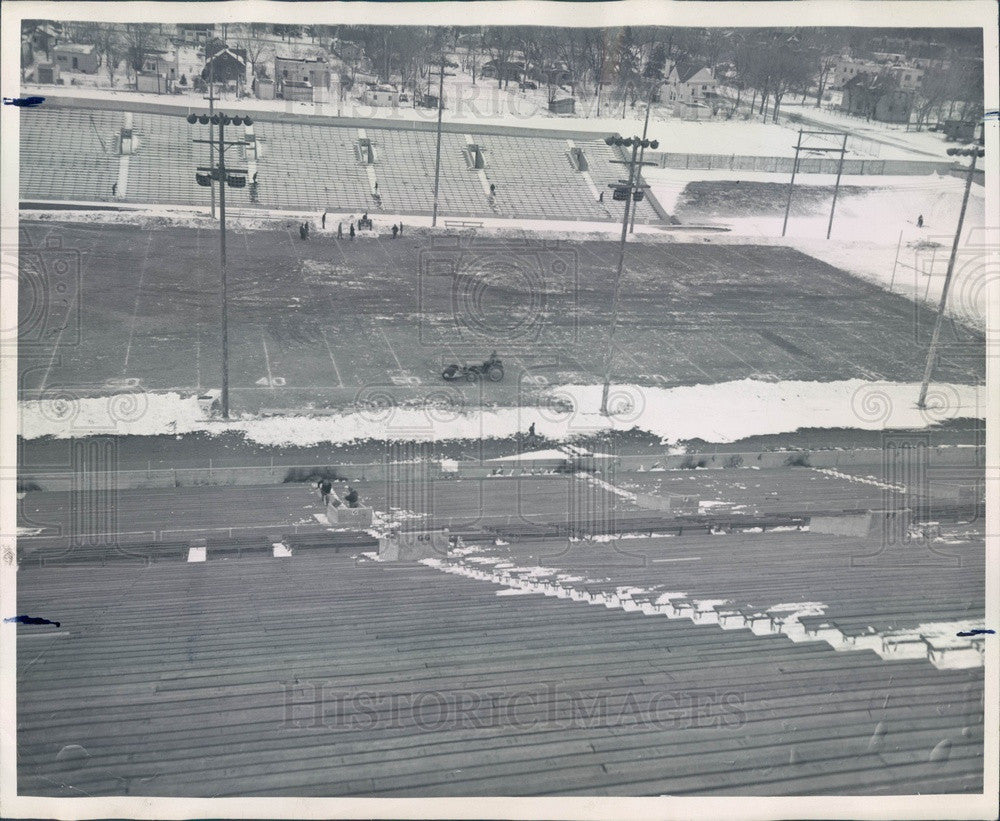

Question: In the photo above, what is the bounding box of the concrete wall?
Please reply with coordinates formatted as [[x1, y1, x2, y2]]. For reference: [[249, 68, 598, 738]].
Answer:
[[378, 529, 449, 561], [327, 505, 374, 527], [19, 445, 981, 491], [810, 509, 911, 539]]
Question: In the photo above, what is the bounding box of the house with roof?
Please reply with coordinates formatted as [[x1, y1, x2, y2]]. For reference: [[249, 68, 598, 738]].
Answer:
[[887, 64, 925, 92], [52, 42, 99, 74], [28, 22, 61, 61], [829, 56, 881, 90], [274, 45, 332, 95], [177, 23, 214, 45], [662, 63, 716, 106], [143, 48, 180, 83], [841, 72, 914, 124], [202, 45, 248, 90]]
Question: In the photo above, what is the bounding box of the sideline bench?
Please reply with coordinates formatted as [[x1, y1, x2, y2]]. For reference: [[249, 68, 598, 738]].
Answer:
[[444, 219, 484, 229]]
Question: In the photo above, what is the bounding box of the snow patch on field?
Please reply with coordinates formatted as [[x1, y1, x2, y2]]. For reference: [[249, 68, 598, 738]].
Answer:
[[18, 379, 983, 443]]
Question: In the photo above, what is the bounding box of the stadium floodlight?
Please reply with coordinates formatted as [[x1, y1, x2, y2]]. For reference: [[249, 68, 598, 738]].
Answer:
[[918, 142, 986, 409], [186, 111, 250, 420], [600, 91, 660, 415], [947, 146, 985, 158]]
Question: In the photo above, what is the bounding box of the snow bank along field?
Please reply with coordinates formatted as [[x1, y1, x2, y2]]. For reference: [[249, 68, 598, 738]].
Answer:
[[13, 90, 991, 800]]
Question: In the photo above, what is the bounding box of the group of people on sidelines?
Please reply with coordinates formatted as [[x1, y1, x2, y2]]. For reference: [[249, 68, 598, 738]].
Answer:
[[301, 211, 404, 240]]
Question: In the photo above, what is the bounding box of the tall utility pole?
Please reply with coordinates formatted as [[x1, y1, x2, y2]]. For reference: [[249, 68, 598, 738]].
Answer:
[[629, 88, 656, 235], [600, 133, 659, 417], [917, 145, 984, 410], [217, 116, 228, 417], [429, 54, 455, 228], [189, 112, 251, 419], [204, 58, 217, 220]]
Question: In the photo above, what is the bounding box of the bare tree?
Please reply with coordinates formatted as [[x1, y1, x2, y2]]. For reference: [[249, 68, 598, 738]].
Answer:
[[94, 24, 124, 87], [483, 26, 517, 89], [123, 23, 155, 84], [237, 26, 269, 81]]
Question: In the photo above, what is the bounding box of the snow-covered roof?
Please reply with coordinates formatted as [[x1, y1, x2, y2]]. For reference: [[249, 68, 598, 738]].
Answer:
[[54, 43, 96, 55]]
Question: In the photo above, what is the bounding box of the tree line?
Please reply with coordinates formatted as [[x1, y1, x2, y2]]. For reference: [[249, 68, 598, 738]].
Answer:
[[21, 21, 985, 123]]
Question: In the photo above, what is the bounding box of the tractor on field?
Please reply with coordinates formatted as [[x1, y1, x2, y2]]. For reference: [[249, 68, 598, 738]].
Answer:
[[441, 351, 504, 383]]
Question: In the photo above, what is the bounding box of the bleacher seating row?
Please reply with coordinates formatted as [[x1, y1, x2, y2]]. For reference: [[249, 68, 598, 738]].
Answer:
[[19, 107, 662, 223]]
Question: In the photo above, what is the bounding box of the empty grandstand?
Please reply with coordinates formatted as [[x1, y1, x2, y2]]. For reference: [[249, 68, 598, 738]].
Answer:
[[19, 103, 668, 222]]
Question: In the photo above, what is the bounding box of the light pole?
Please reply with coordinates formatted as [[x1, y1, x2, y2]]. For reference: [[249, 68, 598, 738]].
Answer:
[[429, 54, 455, 228], [601, 133, 659, 417], [629, 87, 657, 235], [203, 56, 217, 219], [916, 145, 984, 410], [188, 111, 252, 419]]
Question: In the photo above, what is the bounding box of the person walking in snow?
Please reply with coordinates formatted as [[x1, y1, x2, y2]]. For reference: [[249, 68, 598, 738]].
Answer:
[[917, 214, 924, 228]]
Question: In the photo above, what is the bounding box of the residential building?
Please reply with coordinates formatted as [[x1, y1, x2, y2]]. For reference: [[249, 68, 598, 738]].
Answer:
[[29, 23, 61, 60], [177, 23, 214, 44], [662, 63, 716, 106], [52, 42, 99, 74], [887, 64, 925, 92], [203, 47, 248, 88], [143, 48, 179, 82], [829, 56, 882, 90], [841, 73, 914, 124], [275, 52, 332, 96], [361, 86, 400, 107]]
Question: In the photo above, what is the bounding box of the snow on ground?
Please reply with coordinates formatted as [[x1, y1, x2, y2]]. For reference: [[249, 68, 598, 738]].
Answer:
[[645, 168, 991, 328], [18, 378, 985, 444]]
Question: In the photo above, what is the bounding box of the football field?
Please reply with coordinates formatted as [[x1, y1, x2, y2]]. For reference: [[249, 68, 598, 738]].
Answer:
[[18, 220, 985, 414]]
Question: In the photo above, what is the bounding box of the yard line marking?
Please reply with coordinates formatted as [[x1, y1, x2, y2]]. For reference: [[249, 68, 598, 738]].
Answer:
[[261, 332, 275, 388], [121, 233, 154, 376], [651, 556, 703, 563], [319, 327, 345, 387], [378, 325, 406, 373], [37, 323, 67, 397]]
